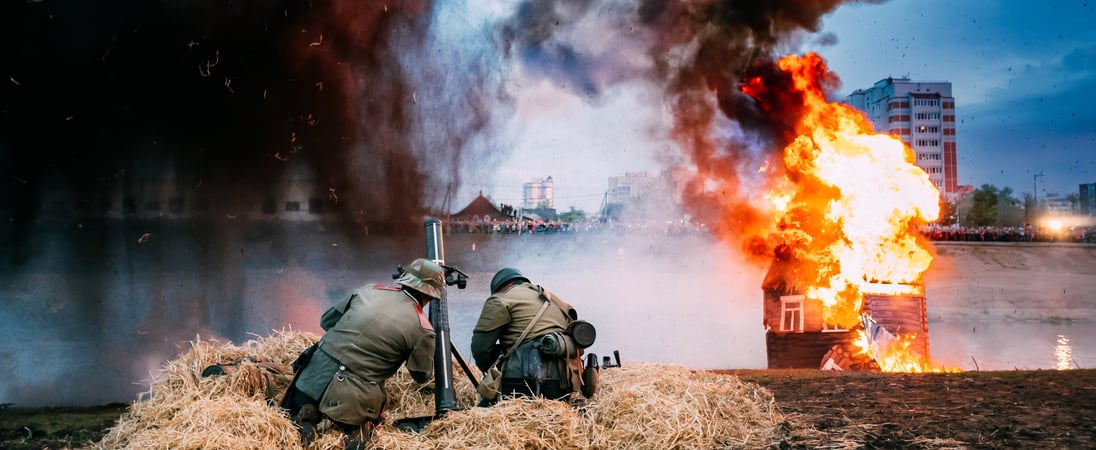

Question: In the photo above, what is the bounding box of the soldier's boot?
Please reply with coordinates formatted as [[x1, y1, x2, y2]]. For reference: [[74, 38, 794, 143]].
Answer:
[[294, 404, 319, 447], [343, 422, 375, 450]]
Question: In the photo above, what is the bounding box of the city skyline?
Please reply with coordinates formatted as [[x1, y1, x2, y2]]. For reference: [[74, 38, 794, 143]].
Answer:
[[465, 0, 1096, 213]]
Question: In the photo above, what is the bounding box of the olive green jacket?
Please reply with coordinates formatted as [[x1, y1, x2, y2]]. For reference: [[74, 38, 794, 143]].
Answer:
[[318, 284, 436, 383], [471, 282, 576, 378]]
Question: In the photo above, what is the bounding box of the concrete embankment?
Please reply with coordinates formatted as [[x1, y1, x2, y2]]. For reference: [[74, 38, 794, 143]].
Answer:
[[925, 242, 1096, 323]]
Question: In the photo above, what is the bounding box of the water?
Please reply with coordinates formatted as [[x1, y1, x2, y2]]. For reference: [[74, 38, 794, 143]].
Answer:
[[929, 320, 1096, 371]]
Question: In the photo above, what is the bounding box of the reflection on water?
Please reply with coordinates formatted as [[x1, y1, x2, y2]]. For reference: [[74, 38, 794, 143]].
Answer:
[[929, 321, 1094, 371], [1056, 334, 1073, 370]]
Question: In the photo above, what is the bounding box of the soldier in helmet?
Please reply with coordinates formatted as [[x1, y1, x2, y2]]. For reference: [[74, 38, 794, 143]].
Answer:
[[282, 258, 443, 449], [471, 267, 588, 406]]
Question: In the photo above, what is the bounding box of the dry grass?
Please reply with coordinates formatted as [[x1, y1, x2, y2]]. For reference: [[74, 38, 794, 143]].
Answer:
[[96, 332, 784, 449]]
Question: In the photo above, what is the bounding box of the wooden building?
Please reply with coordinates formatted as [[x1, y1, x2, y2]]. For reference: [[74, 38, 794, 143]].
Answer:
[[762, 246, 931, 369]]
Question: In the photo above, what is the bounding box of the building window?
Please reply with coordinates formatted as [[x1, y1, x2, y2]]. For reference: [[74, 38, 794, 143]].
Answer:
[[822, 322, 847, 333], [145, 200, 161, 212], [779, 295, 805, 333], [285, 201, 301, 212]]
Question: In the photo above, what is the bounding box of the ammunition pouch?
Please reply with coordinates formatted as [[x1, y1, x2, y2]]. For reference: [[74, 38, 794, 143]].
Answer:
[[581, 363, 598, 398], [477, 365, 504, 401], [522, 338, 554, 385], [529, 333, 587, 396], [319, 366, 387, 426]]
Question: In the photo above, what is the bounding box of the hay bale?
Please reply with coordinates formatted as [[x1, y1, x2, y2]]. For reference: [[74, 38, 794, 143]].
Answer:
[[585, 362, 782, 449], [97, 333, 783, 450], [382, 359, 481, 420], [369, 397, 601, 450], [96, 331, 318, 449]]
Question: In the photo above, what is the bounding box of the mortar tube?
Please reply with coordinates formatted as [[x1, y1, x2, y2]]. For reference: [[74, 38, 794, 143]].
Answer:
[[424, 217, 458, 415]]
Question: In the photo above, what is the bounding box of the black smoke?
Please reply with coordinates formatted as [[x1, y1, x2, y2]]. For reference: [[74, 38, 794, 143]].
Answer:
[[497, 0, 869, 258], [0, 0, 505, 406], [0, 1, 503, 246]]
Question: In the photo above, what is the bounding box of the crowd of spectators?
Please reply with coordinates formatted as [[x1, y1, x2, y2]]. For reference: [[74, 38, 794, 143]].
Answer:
[[445, 218, 710, 236], [446, 218, 574, 234], [448, 218, 1096, 243], [921, 224, 1095, 243]]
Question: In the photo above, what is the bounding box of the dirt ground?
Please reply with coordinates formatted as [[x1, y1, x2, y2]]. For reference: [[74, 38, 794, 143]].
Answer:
[[3, 369, 1094, 449], [731, 368, 1096, 449]]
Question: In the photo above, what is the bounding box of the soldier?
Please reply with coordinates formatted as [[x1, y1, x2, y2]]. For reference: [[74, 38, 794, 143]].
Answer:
[[471, 267, 588, 406], [281, 258, 443, 449]]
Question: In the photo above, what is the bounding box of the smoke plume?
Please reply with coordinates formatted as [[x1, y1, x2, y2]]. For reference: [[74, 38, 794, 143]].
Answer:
[[0, 0, 874, 405], [496, 0, 861, 260]]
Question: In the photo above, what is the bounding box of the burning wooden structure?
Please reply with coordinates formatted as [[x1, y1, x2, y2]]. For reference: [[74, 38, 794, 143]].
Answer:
[[761, 246, 931, 370]]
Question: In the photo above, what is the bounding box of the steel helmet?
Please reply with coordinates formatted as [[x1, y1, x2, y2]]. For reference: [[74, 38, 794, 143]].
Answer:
[[490, 267, 529, 294], [396, 258, 445, 300]]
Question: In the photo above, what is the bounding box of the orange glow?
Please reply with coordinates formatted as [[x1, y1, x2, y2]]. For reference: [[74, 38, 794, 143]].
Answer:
[[743, 53, 944, 372], [854, 329, 958, 373]]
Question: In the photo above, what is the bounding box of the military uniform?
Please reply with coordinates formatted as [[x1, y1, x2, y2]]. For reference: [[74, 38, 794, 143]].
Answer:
[[471, 281, 582, 402], [291, 284, 435, 426]]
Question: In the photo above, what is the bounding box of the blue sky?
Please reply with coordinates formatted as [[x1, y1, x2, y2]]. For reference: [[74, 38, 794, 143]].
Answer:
[[460, 0, 1096, 211], [822, 0, 1096, 199]]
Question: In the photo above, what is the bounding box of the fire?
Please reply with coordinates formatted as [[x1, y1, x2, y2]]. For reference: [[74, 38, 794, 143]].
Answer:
[[853, 329, 934, 373], [855, 314, 958, 373], [743, 53, 942, 371]]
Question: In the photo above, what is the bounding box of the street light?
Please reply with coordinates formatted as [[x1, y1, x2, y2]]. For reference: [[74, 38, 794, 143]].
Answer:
[[1033, 171, 1045, 229]]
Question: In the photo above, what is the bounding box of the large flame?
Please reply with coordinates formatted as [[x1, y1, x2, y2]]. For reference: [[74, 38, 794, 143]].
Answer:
[[741, 54, 948, 372], [742, 53, 940, 330]]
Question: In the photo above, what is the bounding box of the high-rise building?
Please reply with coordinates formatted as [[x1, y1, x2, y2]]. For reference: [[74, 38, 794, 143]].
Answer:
[[606, 172, 658, 205], [1080, 183, 1096, 216], [522, 176, 554, 209], [847, 78, 958, 197]]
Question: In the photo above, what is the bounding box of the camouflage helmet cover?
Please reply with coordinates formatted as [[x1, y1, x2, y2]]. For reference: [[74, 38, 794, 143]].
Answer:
[[490, 267, 529, 294], [396, 258, 445, 300]]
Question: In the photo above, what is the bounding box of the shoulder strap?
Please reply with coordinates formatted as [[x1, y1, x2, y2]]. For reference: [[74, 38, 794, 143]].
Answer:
[[496, 298, 551, 365], [536, 285, 577, 321]]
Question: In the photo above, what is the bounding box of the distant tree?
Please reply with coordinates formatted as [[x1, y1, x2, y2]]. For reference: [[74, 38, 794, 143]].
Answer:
[[601, 203, 624, 221], [1022, 192, 1036, 225], [966, 184, 999, 226], [995, 186, 1024, 226], [559, 206, 585, 223], [1066, 193, 1080, 212]]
